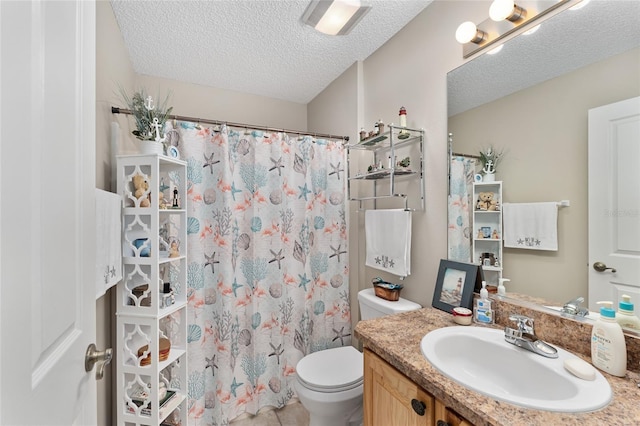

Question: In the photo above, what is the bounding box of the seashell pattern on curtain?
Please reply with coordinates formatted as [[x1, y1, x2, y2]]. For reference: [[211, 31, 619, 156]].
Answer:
[[176, 122, 351, 424]]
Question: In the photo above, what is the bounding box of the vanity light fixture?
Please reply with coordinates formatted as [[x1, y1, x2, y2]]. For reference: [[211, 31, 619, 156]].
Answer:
[[455, 21, 487, 44], [302, 0, 371, 36], [455, 0, 584, 58], [489, 0, 527, 23]]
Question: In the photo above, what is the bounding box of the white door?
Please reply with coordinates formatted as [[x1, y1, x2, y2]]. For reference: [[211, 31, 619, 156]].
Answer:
[[0, 1, 98, 424], [588, 96, 640, 311]]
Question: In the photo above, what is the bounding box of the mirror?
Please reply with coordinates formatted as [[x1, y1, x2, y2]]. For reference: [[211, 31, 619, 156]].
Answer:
[[447, 1, 640, 325]]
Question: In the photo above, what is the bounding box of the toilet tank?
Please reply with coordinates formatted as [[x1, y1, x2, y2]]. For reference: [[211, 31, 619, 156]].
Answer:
[[357, 288, 421, 320]]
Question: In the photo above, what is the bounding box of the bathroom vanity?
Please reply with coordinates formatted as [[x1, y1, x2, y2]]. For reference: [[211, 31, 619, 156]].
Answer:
[[355, 303, 640, 425], [364, 348, 470, 425]]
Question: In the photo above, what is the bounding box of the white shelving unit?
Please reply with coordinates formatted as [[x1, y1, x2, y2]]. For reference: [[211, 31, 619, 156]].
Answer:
[[347, 124, 424, 211], [116, 154, 188, 426], [472, 181, 503, 288]]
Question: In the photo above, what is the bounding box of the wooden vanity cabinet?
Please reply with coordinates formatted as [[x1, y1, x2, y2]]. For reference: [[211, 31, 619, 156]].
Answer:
[[434, 403, 472, 426], [364, 349, 471, 426]]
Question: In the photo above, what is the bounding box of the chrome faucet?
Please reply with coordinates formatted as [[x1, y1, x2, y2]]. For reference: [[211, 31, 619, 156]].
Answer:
[[561, 296, 589, 317], [504, 314, 558, 358]]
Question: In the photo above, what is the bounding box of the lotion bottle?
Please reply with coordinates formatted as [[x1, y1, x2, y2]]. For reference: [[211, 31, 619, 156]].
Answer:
[[616, 295, 640, 331], [473, 281, 494, 324], [497, 278, 510, 296], [591, 301, 627, 377]]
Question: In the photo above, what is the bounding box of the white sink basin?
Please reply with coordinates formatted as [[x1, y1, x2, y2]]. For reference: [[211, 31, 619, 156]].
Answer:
[[421, 326, 612, 412]]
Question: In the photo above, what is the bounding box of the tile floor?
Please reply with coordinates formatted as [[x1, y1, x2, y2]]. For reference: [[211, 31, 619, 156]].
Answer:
[[230, 401, 309, 426]]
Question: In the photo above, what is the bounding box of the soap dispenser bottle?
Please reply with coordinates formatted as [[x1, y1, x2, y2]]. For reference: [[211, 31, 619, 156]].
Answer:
[[617, 295, 640, 331], [497, 278, 510, 296], [473, 281, 494, 324], [591, 301, 627, 377]]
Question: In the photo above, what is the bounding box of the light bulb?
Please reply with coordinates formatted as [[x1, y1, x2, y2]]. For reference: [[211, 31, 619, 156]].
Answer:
[[315, 0, 361, 36], [489, 0, 526, 22], [490, 0, 514, 21], [455, 21, 485, 44]]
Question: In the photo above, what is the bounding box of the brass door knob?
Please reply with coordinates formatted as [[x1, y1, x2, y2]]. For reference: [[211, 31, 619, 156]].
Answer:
[[593, 262, 616, 273]]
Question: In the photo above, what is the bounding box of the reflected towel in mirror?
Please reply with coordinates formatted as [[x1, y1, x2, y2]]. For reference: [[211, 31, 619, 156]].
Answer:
[[503, 202, 558, 251]]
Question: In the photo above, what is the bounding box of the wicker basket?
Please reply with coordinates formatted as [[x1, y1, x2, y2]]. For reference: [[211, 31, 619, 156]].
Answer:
[[374, 285, 400, 301]]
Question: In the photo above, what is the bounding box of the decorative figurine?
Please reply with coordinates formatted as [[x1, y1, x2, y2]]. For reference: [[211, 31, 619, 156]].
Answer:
[[398, 107, 410, 139], [168, 239, 180, 258], [172, 187, 180, 209]]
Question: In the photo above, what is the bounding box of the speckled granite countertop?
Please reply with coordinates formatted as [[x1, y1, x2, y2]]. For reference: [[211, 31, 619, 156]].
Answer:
[[354, 307, 640, 426]]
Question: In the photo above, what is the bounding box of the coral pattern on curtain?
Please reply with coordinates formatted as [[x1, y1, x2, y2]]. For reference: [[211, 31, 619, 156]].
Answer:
[[448, 157, 476, 262], [176, 122, 351, 424]]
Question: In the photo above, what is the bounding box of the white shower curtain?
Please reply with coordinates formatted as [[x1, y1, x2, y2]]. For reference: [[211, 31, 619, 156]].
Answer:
[[448, 157, 476, 262], [176, 122, 351, 424]]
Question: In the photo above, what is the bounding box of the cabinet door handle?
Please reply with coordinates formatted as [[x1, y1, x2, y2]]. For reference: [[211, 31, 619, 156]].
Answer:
[[411, 398, 426, 416], [436, 421, 450, 426]]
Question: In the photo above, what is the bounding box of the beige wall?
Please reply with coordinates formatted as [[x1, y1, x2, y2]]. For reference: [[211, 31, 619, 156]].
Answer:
[[134, 75, 307, 131], [449, 47, 640, 306], [96, 1, 135, 424], [308, 0, 490, 325]]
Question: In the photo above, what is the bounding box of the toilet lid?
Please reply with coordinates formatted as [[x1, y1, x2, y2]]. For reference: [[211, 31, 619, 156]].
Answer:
[[296, 346, 363, 392]]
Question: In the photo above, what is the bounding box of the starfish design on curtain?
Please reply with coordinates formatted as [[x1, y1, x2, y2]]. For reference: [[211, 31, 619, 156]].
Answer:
[[328, 161, 344, 180], [269, 249, 284, 269], [298, 183, 311, 200], [232, 278, 243, 297], [230, 377, 244, 398], [269, 157, 284, 176], [205, 354, 218, 376], [268, 343, 284, 364], [298, 273, 310, 290], [204, 252, 219, 273], [329, 245, 347, 262], [332, 326, 351, 345], [203, 152, 220, 174]]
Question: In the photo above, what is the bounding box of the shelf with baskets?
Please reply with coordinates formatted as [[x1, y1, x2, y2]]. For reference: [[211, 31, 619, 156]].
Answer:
[[347, 125, 424, 211], [116, 154, 188, 426], [472, 181, 503, 288]]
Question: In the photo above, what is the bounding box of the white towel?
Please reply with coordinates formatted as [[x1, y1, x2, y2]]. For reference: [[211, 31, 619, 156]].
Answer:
[[365, 209, 412, 277], [95, 189, 123, 298], [503, 202, 558, 251]]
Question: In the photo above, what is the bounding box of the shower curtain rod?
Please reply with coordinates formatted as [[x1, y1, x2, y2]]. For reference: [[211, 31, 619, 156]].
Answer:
[[111, 106, 350, 142], [451, 152, 481, 159]]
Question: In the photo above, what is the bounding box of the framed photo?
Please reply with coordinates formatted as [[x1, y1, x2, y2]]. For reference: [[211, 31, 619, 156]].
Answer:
[[432, 259, 484, 313]]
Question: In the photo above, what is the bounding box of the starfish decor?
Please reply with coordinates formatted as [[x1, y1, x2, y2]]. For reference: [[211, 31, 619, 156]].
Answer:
[[204, 252, 219, 273]]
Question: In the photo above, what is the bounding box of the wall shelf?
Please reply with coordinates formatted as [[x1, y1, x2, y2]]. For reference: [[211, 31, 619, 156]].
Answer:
[[347, 125, 424, 211], [116, 154, 188, 426], [472, 180, 503, 288]]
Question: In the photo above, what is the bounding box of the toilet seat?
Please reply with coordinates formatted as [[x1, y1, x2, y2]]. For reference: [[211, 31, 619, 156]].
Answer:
[[296, 346, 363, 393]]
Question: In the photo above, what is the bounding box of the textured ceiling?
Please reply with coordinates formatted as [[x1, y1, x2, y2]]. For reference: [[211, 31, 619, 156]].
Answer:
[[110, 0, 433, 104], [448, 0, 640, 116]]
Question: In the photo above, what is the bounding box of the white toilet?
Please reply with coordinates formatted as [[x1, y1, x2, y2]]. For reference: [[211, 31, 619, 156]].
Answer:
[[294, 288, 421, 426]]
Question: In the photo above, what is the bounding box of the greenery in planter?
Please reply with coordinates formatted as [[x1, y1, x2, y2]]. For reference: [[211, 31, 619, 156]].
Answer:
[[119, 88, 173, 141], [478, 145, 504, 174]]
